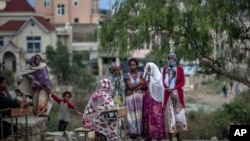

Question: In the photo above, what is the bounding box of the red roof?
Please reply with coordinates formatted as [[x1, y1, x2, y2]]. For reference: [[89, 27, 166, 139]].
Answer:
[[34, 16, 55, 31], [3, 0, 35, 12], [0, 20, 26, 31]]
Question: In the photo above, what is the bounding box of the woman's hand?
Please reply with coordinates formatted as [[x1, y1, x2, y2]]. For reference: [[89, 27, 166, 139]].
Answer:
[[165, 88, 172, 93]]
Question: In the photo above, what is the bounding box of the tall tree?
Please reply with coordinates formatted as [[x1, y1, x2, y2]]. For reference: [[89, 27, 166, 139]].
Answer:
[[99, 0, 250, 87], [46, 42, 95, 91]]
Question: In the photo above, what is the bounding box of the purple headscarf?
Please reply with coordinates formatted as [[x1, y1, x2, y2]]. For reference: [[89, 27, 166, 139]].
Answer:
[[29, 54, 51, 89]]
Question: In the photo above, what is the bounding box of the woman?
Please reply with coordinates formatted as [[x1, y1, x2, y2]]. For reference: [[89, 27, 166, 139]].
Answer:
[[108, 62, 126, 107], [17, 54, 53, 116], [124, 58, 144, 140], [82, 63, 123, 141], [162, 52, 187, 141], [142, 62, 166, 141]]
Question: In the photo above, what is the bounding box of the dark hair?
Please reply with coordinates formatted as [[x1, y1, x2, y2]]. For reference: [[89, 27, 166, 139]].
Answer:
[[0, 76, 4, 83], [62, 91, 72, 98], [128, 58, 139, 66]]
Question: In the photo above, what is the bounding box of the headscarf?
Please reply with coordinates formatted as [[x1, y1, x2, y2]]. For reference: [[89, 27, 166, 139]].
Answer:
[[167, 52, 177, 67], [143, 62, 164, 102]]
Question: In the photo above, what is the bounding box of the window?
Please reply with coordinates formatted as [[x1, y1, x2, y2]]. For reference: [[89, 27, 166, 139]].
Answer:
[[26, 36, 41, 53], [0, 36, 3, 46], [74, 18, 79, 23], [72, 0, 79, 7], [57, 4, 65, 15], [44, 0, 50, 7]]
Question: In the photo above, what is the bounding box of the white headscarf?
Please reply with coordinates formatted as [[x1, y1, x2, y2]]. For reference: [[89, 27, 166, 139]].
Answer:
[[143, 62, 164, 102]]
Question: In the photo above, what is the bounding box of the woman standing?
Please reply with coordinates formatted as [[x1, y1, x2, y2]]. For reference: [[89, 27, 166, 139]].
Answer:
[[142, 62, 166, 141], [124, 58, 144, 140], [17, 54, 53, 116], [162, 52, 187, 141]]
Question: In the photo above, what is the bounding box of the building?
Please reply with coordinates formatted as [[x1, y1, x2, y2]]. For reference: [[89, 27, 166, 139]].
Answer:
[[34, 0, 101, 25], [0, 0, 71, 73]]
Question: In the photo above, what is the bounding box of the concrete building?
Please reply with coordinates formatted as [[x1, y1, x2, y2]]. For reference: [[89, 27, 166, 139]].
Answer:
[[34, 0, 101, 25]]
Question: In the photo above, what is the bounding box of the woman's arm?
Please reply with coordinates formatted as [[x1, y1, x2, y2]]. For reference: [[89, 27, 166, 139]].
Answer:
[[174, 67, 185, 89]]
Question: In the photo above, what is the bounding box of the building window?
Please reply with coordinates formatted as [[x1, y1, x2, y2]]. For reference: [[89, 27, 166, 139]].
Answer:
[[44, 0, 50, 7], [57, 4, 65, 15], [26, 36, 41, 53], [74, 18, 79, 23], [72, 0, 79, 7], [0, 36, 3, 46]]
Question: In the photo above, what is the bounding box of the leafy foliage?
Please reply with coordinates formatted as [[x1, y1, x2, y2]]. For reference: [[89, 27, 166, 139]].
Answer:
[[45, 41, 95, 92], [99, 0, 250, 87]]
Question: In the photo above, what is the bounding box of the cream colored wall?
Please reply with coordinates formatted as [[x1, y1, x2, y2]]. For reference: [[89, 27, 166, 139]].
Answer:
[[14, 20, 57, 61]]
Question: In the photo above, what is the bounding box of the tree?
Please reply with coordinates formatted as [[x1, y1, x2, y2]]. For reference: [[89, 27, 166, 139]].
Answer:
[[45, 41, 95, 91], [99, 0, 250, 87]]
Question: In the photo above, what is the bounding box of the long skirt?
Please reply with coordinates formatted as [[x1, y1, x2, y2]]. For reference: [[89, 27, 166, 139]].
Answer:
[[142, 91, 166, 139], [33, 89, 53, 116], [164, 91, 188, 133], [125, 92, 143, 136]]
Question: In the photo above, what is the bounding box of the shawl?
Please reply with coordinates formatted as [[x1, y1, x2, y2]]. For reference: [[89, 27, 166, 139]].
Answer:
[[143, 62, 164, 102], [17, 54, 51, 89], [82, 78, 113, 127]]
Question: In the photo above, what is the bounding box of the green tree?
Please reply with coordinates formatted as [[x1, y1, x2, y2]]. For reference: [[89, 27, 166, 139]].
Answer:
[[45, 41, 95, 92], [99, 0, 250, 87]]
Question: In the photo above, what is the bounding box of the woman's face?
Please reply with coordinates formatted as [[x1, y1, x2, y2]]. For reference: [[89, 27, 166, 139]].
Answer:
[[34, 55, 41, 66], [147, 65, 151, 73], [112, 66, 121, 75], [129, 61, 137, 72]]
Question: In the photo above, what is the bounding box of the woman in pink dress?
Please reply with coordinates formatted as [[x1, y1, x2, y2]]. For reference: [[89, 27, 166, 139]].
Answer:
[[142, 62, 166, 141]]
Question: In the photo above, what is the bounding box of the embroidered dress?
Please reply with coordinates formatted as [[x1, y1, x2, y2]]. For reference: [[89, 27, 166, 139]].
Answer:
[[125, 72, 144, 136], [82, 78, 120, 141]]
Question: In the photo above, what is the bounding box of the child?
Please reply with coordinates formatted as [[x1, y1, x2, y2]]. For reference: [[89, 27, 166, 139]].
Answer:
[[50, 91, 82, 131]]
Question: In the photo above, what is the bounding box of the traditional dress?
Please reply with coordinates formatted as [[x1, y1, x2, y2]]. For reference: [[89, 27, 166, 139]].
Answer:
[[124, 71, 144, 137], [142, 63, 166, 140], [162, 53, 187, 134], [16, 54, 53, 116], [82, 78, 120, 141]]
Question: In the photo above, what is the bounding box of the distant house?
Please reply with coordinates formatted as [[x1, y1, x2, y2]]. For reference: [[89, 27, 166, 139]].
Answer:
[[0, 0, 71, 73]]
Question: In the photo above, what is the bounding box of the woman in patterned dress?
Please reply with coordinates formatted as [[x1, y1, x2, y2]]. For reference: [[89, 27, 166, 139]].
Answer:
[[162, 52, 187, 141], [142, 62, 166, 141], [124, 58, 144, 140]]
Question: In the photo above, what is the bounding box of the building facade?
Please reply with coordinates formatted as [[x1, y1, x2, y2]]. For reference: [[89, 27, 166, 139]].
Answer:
[[34, 0, 100, 24]]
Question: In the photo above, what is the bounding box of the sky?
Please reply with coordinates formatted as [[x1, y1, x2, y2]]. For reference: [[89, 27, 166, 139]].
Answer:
[[27, 0, 111, 10]]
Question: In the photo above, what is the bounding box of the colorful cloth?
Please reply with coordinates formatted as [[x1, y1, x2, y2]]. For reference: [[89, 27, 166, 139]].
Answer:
[[82, 78, 120, 141], [162, 66, 187, 133], [142, 81, 166, 139], [124, 72, 144, 136]]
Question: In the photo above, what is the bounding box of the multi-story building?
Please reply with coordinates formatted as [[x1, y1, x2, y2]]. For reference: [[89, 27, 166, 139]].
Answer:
[[34, 0, 101, 25]]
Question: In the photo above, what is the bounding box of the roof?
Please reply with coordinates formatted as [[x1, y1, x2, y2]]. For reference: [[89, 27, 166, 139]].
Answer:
[[34, 16, 55, 31], [0, 20, 26, 31], [0, 17, 55, 32], [3, 0, 35, 12]]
